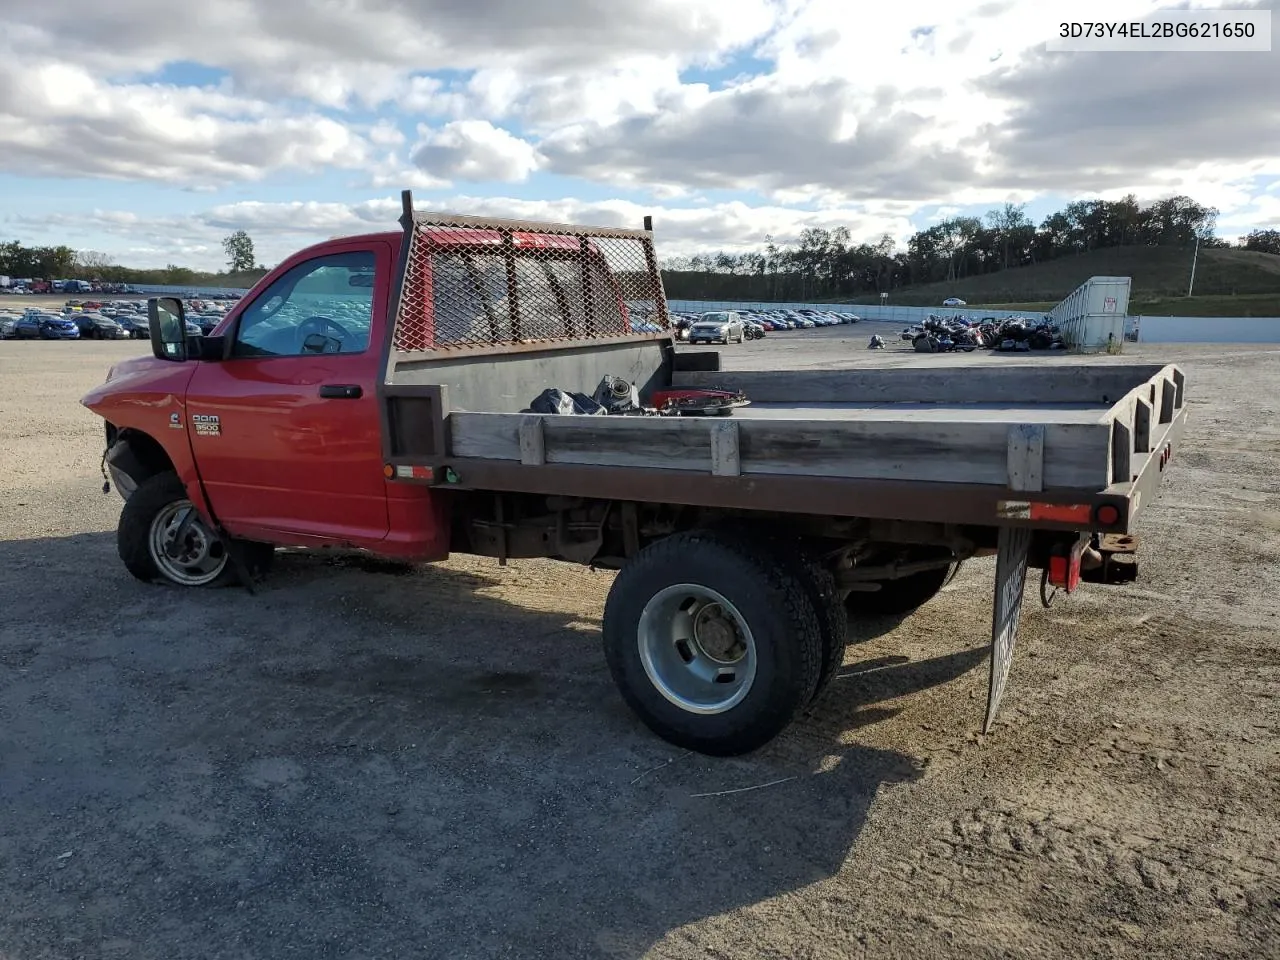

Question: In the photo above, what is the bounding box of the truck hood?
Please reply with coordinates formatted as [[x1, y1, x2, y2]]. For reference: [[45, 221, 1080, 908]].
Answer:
[[80, 354, 197, 421]]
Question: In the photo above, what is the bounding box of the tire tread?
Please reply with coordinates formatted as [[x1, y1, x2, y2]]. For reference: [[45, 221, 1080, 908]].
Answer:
[[602, 528, 822, 756]]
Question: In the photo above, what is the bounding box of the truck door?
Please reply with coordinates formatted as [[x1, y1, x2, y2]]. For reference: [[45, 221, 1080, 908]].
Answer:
[[182, 241, 393, 546]]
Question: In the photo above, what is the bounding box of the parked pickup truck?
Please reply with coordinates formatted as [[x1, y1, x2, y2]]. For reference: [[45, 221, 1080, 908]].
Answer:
[[81, 193, 1188, 757]]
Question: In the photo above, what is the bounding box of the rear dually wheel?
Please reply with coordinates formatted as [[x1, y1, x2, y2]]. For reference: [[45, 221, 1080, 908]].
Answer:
[[602, 530, 823, 756]]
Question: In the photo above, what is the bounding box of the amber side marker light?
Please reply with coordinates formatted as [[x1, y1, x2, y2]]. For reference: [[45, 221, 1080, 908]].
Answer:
[[383, 464, 395, 478]]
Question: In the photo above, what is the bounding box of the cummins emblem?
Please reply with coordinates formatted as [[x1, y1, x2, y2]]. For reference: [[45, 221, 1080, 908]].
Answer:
[[169, 412, 183, 430], [192, 414, 221, 437]]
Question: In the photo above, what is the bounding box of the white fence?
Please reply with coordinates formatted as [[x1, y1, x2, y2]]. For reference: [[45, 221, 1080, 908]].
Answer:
[[1131, 315, 1280, 343], [1048, 276, 1130, 352]]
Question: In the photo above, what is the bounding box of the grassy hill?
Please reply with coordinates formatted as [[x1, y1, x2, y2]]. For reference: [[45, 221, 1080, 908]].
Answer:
[[846, 246, 1280, 316]]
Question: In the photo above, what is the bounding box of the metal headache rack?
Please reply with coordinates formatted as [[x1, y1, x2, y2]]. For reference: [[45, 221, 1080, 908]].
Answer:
[[389, 192, 671, 356]]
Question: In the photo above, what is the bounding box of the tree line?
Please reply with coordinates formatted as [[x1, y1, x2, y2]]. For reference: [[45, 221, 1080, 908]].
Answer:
[[0, 231, 266, 287], [660, 195, 1280, 302], [4, 201, 1279, 299]]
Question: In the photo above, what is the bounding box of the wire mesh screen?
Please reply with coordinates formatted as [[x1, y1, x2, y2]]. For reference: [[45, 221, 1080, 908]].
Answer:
[[392, 213, 671, 353]]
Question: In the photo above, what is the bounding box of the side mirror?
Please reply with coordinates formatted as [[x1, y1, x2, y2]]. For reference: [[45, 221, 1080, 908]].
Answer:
[[148, 297, 188, 361]]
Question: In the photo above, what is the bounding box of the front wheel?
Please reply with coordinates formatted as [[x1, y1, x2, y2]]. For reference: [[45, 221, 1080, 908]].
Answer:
[[602, 530, 823, 756], [117, 472, 272, 587]]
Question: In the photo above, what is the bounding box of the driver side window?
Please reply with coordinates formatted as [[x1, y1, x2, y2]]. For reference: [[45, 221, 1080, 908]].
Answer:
[[233, 251, 376, 357]]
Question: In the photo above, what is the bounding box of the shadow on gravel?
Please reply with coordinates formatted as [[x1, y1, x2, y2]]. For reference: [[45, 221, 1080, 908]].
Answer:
[[0, 532, 988, 960]]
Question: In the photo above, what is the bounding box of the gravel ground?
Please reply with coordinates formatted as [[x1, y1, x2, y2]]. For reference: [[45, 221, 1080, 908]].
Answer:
[[1, 330, 1278, 959]]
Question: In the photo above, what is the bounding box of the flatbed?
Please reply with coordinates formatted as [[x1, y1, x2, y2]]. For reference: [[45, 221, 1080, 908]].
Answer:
[[83, 193, 1188, 757], [385, 350, 1184, 535]]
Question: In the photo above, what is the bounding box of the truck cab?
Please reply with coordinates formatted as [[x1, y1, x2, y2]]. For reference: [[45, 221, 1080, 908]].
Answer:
[[81, 217, 637, 585], [82, 230, 450, 585]]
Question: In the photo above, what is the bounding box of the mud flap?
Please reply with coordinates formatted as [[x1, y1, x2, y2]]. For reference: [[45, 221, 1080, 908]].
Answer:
[[985, 526, 1032, 733]]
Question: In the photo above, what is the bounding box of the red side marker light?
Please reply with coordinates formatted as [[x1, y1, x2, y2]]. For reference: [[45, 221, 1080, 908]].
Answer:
[[1027, 502, 1093, 524], [1095, 504, 1121, 527]]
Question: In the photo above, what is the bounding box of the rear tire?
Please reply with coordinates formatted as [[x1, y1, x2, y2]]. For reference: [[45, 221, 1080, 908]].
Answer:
[[736, 535, 848, 707], [602, 530, 823, 756], [118, 471, 273, 587]]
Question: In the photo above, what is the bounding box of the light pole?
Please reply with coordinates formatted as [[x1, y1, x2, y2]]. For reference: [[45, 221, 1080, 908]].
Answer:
[[1187, 234, 1200, 298]]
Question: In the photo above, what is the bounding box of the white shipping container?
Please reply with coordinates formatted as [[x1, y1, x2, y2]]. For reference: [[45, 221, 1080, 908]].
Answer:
[[1049, 276, 1131, 352]]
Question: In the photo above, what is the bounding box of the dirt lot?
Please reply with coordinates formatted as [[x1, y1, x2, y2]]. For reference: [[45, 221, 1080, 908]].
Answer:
[[1, 330, 1277, 959]]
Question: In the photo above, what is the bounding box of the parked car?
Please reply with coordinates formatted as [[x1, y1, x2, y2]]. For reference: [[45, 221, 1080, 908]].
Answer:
[[38, 314, 81, 339], [0, 317, 16, 339], [191, 313, 224, 336], [74, 313, 128, 339], [688, 311, 744, 344], [116, 315, 151, 339]]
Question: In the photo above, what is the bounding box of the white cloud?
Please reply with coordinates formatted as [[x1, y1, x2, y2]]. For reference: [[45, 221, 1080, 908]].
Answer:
[[0, 59, 372, 186], [12, 196, 914, 272], [367, 122, 407, 148], [8, 0, 782, 109], [2, 0, 1279, 262], [411, 121, 542, 182]]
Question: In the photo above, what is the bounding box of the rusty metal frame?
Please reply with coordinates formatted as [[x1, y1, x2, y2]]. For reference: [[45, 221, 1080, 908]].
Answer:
[[388, 196, 672, 358], [390, 331, 671, 365], [408, 209, 656, 241], [390, 458, 1132, 533]]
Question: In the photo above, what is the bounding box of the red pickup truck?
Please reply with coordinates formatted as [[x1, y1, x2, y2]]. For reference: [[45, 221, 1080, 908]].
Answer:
[[81, 192, 1187, 756]]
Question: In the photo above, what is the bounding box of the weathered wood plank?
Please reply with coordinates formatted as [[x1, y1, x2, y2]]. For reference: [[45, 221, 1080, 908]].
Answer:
[[709, 420, 741, 477], [448, 413, 1111, 489], [1159, 376, 1176, 423], [518, 415, 545, 465], [1006, 424, 1045, 492], [671, 364, 1166, 405], [1111, 419, 1133, 485], [452, 414, 715, 471], [1133, 397, 1152, 453]]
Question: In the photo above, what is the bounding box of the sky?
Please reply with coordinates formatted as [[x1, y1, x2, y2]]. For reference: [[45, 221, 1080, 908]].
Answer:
[[1, 0, 1278, 272]]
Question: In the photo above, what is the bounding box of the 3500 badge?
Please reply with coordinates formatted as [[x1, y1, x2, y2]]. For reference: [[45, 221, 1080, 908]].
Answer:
[[192, 414, 221, 437]]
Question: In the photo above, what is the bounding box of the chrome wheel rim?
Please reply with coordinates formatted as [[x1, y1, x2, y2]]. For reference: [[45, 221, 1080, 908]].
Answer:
[[637, 584, 757, 715], [148, 500, 227, 585]]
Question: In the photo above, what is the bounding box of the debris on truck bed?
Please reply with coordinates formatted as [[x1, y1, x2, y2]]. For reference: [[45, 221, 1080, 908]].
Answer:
[[650, 387, 751, 416], [525, 376, 751, 417]]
